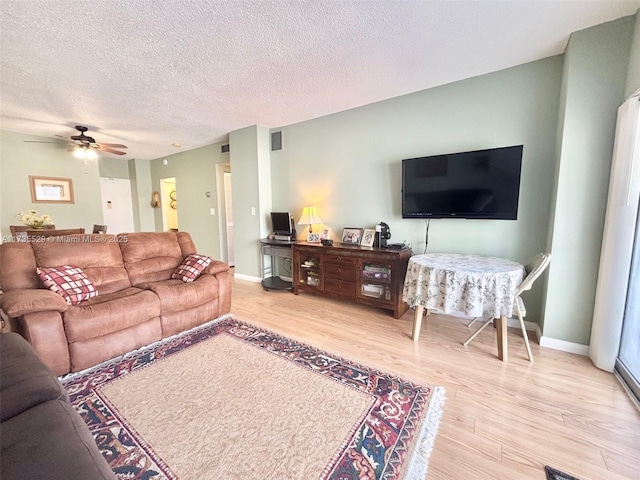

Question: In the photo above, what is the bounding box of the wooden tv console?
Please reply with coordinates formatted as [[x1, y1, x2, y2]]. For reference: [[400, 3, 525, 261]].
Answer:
[[292, 242, 412, 318]]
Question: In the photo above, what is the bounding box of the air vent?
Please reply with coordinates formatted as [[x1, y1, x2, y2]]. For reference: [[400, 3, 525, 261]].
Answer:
[[221, 144, 230, 154], [271, 131, 282, 151]]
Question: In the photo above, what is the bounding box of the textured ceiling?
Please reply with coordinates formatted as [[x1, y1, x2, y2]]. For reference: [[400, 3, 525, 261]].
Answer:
[[1, 0, 639, 160]]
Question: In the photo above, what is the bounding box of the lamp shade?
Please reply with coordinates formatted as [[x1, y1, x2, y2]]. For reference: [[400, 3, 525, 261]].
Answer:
[[297, 206, 324, 231]]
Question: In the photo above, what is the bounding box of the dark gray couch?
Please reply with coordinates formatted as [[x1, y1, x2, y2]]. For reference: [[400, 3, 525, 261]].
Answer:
[[0, 332, 116, 479]]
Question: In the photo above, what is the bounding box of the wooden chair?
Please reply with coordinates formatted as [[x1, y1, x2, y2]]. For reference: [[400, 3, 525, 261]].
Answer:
[[463, 253, 551, 362], [92, 224, 107, 234]]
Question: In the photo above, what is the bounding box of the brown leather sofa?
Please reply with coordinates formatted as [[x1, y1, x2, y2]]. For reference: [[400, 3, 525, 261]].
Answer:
[[0, 232, 232, 376], [0, 332, 117, 479]]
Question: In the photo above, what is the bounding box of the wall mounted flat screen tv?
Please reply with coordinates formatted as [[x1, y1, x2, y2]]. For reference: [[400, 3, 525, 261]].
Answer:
[[271, 212, 292, 235], [402, 145, 523, 220]]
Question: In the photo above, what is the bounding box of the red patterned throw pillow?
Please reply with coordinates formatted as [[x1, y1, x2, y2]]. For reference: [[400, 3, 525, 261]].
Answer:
[[172, 254, 213, 283], [37, 265, 98, 306]]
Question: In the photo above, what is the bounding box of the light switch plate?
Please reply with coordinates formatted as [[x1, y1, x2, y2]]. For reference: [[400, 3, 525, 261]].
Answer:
[[210, 208, 215, 215]]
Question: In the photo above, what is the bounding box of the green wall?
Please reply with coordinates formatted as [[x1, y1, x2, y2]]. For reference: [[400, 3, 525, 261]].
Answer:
[[544, 17, 635, 344], [0, 130, 103, 237], [228, 125, 272, 277], [626, 10, 640, 96], [268, 56, 563, 326], [149, 143, 228, 258], [98, 157, 130, 179], [128, 158, 155, 232]]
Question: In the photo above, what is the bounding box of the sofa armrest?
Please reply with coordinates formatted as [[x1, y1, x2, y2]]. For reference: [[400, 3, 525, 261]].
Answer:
[[11, 311, 71, 376], [203, 260, 230, 276], [0, 289, 68, 318]]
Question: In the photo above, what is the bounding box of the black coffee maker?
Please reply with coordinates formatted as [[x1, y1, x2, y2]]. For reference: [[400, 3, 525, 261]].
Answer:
[[374, 222, 391, 248]]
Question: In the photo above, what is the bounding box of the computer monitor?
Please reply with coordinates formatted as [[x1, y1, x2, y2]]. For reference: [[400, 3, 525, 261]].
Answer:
[[271, 212, 292, 236]]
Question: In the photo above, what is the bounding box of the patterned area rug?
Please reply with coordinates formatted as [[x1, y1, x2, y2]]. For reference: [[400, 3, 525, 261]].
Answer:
[[62, 316, 445, 480], [545, 465, 582, 480]]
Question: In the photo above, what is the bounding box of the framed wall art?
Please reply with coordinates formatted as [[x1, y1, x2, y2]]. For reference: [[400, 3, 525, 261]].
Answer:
[[29, 176, 74, 204]]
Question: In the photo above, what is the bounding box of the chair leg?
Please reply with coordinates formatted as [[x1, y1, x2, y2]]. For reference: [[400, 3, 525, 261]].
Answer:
[[463, 318, 493, 346], [516, 301, 533, 363], [466, 316, 480, 328]]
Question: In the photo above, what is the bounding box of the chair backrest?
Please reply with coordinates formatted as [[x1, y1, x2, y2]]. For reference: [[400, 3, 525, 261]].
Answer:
[[93, 224, 108, 234], [515, 253, 551, 296]]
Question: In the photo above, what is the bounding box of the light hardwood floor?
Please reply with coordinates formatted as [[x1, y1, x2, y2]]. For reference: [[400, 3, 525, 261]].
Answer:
[[231, 278, 640, 480]]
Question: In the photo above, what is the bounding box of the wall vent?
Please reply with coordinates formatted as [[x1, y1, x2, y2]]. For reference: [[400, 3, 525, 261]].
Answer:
[[221, 144, 230, 154], [271, 131, 282, 151]]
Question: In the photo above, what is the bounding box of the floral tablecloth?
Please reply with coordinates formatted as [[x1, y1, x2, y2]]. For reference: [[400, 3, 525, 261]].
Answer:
[[402, 253, 525, 318]]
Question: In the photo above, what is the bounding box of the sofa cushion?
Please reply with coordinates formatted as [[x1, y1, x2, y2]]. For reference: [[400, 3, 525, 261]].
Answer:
[[31, 236, 131, 295], [138, 275, 219, 315], [0, 399, 116, 480], [37, 266, 98, 306], [120, 232, 184, 285], [0, 333, 68, 422], [0, 242, 39, 291], [171, 254, 212, 283], [176, 231, 197, 257], [63, 288, 161, 342]]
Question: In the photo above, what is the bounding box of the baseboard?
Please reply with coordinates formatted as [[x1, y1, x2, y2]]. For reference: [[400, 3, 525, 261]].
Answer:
[[505, 318, 537, 332], [538, 335, 589, 356], [234, 273, 262, 283]]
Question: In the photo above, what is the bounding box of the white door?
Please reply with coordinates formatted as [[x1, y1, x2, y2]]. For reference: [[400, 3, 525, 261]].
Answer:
[[99, 178, 135, 234]]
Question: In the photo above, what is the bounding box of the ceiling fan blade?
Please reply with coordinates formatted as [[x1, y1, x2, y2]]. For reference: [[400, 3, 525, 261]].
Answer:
[[68, 146, 78, 152], [99, 143, 128, 148], [98, 146, 126, 155]]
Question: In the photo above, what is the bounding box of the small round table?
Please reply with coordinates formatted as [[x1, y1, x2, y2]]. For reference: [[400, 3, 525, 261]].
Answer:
[[402, 253, 525, 361]]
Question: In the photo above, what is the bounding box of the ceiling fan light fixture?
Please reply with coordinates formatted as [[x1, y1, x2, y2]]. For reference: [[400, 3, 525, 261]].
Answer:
[[73, 145, 98, 162], [73, 147, 87, 159]]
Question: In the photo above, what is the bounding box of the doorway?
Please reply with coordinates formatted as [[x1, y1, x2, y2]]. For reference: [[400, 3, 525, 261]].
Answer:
[[161, 177, 179, 231]]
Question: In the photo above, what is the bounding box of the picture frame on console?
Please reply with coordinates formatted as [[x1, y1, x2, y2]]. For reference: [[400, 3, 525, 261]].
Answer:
[[307, 233, 320, 243], [319, 228, 331, 240], [361, 228, 376, 247], [341, 228, 362, 245]]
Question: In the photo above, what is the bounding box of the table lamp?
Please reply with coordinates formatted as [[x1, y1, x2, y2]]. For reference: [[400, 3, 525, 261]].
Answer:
[[297, 206, 324, 233]]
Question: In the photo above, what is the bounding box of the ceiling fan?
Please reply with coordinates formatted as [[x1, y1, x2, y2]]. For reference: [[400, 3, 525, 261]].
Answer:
[[25, 125, 128, 157]]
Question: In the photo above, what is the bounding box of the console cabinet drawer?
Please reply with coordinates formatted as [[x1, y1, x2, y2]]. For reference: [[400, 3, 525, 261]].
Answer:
[[324, 278, 356, 297], [324, 262, 357, 281], [324, 254, 357, 265]]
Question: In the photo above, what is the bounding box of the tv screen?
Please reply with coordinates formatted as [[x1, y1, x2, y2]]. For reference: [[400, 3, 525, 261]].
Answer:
[[402, 145, 523, 220], [271, 212, 292, 235]]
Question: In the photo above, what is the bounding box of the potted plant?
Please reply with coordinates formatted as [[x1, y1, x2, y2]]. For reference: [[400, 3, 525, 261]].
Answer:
[[17, 210, 54, 229]]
